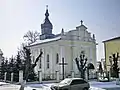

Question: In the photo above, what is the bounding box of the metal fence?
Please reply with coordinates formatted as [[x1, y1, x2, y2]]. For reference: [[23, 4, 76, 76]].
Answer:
[[0, 71, 19, 82]]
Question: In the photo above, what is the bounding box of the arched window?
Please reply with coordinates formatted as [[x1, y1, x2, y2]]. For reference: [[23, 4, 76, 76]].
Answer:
[[39, 49, 42, 69], [40, 49, 42, 53], [56, 53, 59, 64], [33, 56, 35, 63], [39, 58, 42, 69], [47, 54, 49, 69]]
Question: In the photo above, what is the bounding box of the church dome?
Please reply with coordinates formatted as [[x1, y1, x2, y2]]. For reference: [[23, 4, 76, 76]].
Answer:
[[40, 5, 55, 40], [41, 6, 53, 30], [41, 18, 53, 29]]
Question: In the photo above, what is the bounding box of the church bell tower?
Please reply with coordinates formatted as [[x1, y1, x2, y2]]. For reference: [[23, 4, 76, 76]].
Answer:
[[40, 5, 55, 40]]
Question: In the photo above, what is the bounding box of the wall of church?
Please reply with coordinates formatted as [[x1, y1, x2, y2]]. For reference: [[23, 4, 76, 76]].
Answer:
[[30, 40, 61, 79], [30, 38, 96, 79], [64, 26, 93, 43], [58, 40, 97, 75]]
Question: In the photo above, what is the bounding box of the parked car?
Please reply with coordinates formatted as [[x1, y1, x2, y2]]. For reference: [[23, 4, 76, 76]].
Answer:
[[50, 78, 90, 90]]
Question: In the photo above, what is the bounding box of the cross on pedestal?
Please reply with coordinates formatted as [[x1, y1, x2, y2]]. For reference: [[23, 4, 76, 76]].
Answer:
[[80, 20, 83, 25], [59, 58, 68, 80]]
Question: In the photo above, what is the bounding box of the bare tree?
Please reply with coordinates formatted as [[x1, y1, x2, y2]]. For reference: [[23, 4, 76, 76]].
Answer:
[[110, 53, 119, 78], [23, 30, 40, 44], [75, 51, 88, 79], [19, 47, 43, 90], [18, 43, 27, 60], [98, 62, 103, 75]]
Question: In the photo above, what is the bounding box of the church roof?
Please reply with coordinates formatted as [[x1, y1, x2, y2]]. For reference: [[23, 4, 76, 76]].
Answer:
[[29, 36, 61, 46], [103, 36, 120, 42]]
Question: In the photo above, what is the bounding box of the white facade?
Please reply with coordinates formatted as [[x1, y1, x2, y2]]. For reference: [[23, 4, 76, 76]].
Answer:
[[29, 23, 97, 79]]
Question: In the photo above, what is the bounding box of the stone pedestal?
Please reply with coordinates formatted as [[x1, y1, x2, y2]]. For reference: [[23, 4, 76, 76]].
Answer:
[[119, 72, 120, 79], [71, 71, 74, 78], [89, 70, 92, 79], [56, 71, 60, 82], [4, 72, 7, 81], [85, 70, 88, 81], [38, 70, 42, 83], [116, 78, 120, 85], [108, 71, 111, 81], [11, 72, 14, 82], [19, 70, 23, 83], [96, 72, 99, 81], [115, 72, 120, 85]]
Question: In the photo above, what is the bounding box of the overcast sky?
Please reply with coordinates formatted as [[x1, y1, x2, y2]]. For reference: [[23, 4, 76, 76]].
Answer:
[[0, 0, 120, 60]]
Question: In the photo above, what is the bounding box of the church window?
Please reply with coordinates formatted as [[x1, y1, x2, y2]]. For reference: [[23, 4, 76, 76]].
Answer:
[[56, 53, 59, 64], [40, 49, 42, 52], [33, 56, 35, 63], [47, 54, 49, 69], [39, 58, 42, 69]]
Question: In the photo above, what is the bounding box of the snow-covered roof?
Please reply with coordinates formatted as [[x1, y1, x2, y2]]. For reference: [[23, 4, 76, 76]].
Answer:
[[29, 36, 61, 46], [103, 36, 120, 42]]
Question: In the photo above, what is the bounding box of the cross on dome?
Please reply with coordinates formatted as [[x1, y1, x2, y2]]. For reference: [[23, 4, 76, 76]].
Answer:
[[46, 5, 48, 10]]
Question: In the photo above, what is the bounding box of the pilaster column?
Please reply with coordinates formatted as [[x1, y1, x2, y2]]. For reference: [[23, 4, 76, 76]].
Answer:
[[60, 45, 64, 76], [50, 46, 54, 79]]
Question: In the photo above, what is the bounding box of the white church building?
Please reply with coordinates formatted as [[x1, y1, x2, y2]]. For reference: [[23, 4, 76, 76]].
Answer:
[[28, 7, 97, 79]]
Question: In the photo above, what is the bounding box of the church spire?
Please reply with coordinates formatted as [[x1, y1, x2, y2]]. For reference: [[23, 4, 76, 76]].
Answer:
[[41, 5, 53, 31], [40, 6, 55, 40], [45, 5, 49, 18]]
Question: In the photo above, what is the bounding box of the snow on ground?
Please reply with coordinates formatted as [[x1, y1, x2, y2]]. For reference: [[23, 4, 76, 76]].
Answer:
[[90, 81, 120, 89], [0, 84, 20, 90], [25, 81, 120, 90], [0, 82, 9, 85], [0, 80, 120, 90], [25, 83, 106, 90], [25, 83, 54, 90]]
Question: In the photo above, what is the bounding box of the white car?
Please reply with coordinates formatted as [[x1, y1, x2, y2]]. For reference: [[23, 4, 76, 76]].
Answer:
[[51, 78, 90, 90]]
